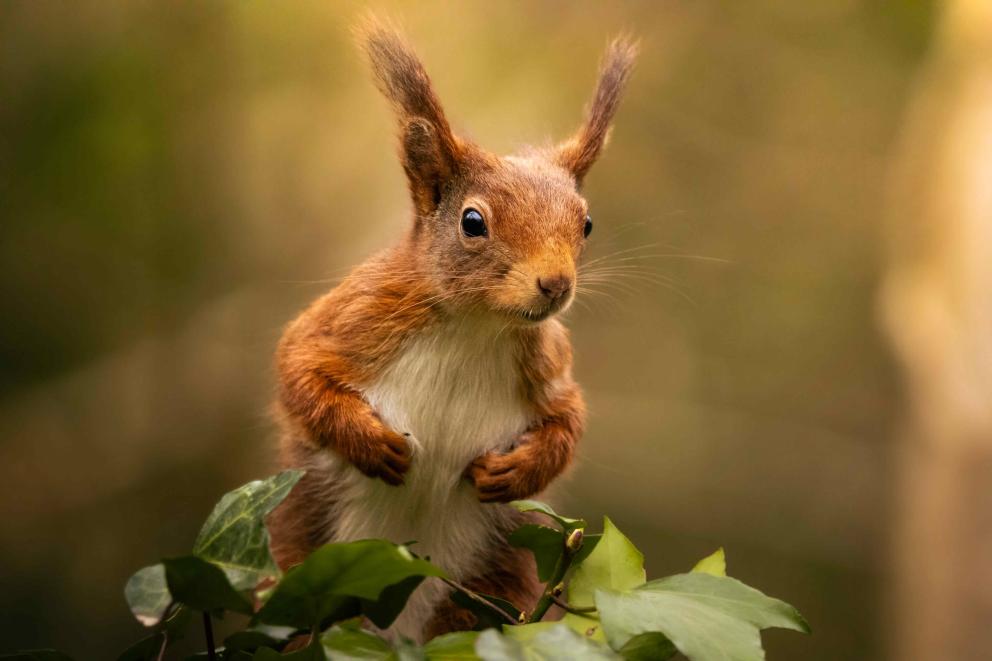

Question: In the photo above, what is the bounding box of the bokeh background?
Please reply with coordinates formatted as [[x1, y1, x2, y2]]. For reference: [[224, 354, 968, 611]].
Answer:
[[3, 1, 991, 659]]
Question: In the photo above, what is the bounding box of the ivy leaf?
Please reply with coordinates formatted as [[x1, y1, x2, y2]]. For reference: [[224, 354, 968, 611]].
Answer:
[[508, 524, 563, 582], [500, 622, 558, 643], [510, 501, 585, 532], [124, 471, 303, 627], [116, 605, 193, 661], [254, 635, 325, 660], [475, 624, 619, 660], [567, 518, 645, 609], [124, 564, 172, 626], [451, 590, 524, 630], [691, 548, 726, 577], [616, 633, 677, 661], [162, 555, 253, 615], [595, 573, 810, 661], [115, 633, 164, 661], [558, 518, 644, 642], [361, 575, 427, 629], [193, 470, 303, 590], [255, 540, 445, 628], [422, 632, 480, 660], [394, 640, 427, 661], [224, 631, 282, 654], [320, 621, 394, 659]]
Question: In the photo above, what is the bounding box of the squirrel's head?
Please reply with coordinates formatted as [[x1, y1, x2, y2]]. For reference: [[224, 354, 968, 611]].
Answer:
[[358, 16, 637, 325]]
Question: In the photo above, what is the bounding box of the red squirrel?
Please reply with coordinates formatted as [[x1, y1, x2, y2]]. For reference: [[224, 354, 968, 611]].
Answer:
[[268, 16, 636, 642]]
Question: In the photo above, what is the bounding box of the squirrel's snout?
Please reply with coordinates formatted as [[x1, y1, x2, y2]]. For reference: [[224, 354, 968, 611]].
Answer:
[[537, 275, 573, 302]]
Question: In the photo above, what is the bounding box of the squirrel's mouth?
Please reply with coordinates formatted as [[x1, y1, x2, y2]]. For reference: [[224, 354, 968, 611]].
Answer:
[[510, 296, 572, 324], [515, 308, 555, 323]]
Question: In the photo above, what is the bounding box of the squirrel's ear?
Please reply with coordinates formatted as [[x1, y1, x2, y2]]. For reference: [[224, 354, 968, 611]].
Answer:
[[556, 35, 638, 186], [357, 14, 462, 216]]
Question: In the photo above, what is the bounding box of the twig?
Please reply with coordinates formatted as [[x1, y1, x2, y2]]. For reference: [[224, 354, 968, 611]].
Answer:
[[156, 631, 168, 661], [528, 528, 585, 623], [441, 577, 520, 625], [551, 594, 597, 616], [203, 612, 217, 661]]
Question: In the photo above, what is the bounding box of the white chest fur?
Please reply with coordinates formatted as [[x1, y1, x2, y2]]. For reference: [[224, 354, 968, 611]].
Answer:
[[319, 318, 532, 640]]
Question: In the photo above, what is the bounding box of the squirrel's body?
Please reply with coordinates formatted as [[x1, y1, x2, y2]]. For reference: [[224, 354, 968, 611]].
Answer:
[[268, 16, 636, 642]]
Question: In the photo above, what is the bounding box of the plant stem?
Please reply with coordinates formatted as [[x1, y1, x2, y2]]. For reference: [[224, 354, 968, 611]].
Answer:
[[156, 632, 168, 661], [550, 594, 597, 615], [441, 577, 519, 625], [203, 612, 216, 661], [528, 528, 585, 623]]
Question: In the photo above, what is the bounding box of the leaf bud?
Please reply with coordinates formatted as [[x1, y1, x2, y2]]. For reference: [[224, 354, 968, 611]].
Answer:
[[565, 528, 585, 554]]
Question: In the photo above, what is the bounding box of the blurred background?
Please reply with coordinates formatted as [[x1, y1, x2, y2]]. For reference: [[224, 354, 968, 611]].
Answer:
[[3, 1, 991, 659]]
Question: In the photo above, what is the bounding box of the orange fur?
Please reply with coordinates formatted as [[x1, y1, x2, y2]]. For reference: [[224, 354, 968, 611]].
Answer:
[[268, 14, 634, 638]]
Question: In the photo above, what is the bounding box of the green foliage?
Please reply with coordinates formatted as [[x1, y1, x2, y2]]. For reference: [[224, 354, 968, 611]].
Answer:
[[559, 517, 644, 642], [162, 555, 254, 615], [9, 472, 809, 660], [691, 548, 727, 577], [478, 624, 620, 660], [0, 652, 75, 661], [321, 622, 394, 659], [508, 524, 562, 582], [567, 518, 645, 609], [255, 540, 444, 629], [193, 470, 303, 590], [421, 632, 480, 659], [510, 500, 585, 532], [123, 564, 171, 626], [595, 574, 810, 661], [123, 470, 303, 626], [115, 633, 165, 661]]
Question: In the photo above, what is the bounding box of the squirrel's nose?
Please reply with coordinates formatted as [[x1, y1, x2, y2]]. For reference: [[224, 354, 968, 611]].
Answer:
[[537, 275, 572, 301]]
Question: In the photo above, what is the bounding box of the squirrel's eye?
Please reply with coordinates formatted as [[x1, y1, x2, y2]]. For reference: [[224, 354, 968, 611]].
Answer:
[[461, 208, 488, 238], [583, 215, 593, 238]]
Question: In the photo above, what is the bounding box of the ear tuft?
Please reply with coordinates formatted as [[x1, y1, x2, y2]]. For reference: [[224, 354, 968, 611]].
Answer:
[[355, 13, 462, 216], [557, 34, 639, 185]]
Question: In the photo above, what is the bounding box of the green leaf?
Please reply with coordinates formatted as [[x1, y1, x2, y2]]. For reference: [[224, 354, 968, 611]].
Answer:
[[124, 564, 173, 626], [394, 640, 427, 661], [422, 632, 481, 660], [224, 631, 282, 653], [558, 519, 644, 643], [451, 590, 524, 630], [124, 472, 302, 627], [163, 555, 253, 615], [256, 540, 445, 628], [472, 630, 522, 661], [617, 633, 677, 661], [320, 622, 394, 660], [475, 624, 619, 660], [510, 501, 585, 532], [500, 622, 558, 644], [691, 548, 726, 577], [361, 575, 427, 629], [115, 634, 165, 661], [163, 605, 194, 635], [254, 635, 325, 660], [567, 518, 645, 609], [595, 573, 810, 661], [571, 533, 601, 567], [193, 470, 303, 590], [508, 525, 563, 582]]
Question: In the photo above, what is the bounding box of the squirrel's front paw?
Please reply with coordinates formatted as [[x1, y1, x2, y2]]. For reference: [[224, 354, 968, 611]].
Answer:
[[466, 445, 543, 503], [349, 429, 411, 486]]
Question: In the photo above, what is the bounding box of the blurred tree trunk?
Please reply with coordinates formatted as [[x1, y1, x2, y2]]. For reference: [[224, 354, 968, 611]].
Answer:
[[881, 1, 992, 659]]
